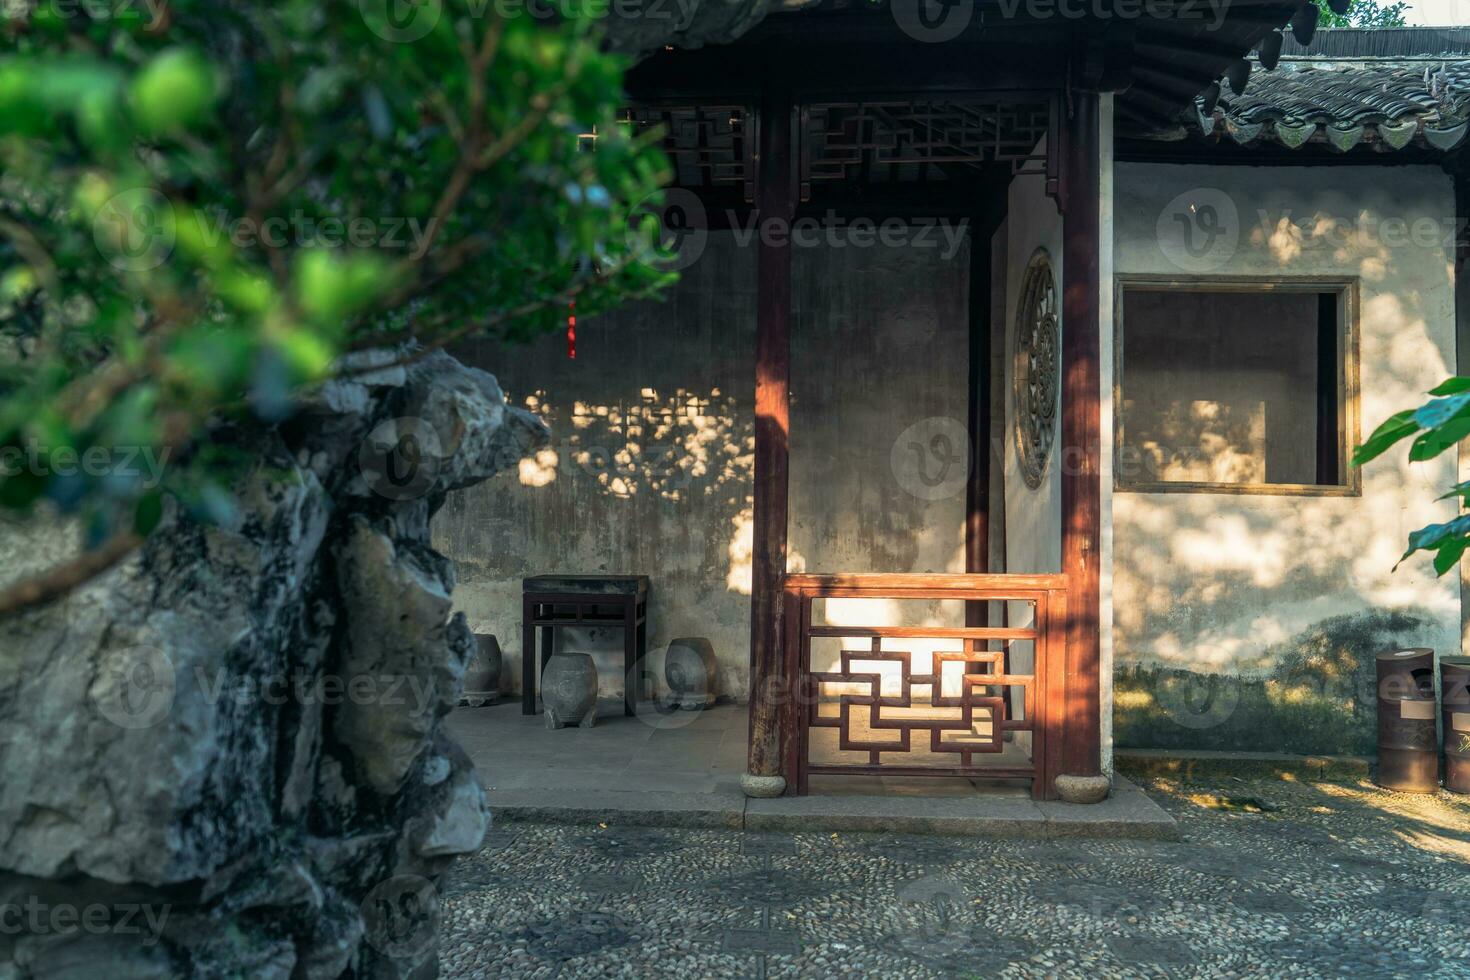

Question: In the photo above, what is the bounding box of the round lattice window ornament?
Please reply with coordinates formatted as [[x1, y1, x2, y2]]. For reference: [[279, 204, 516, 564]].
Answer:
[[1013, 248, 1059, 490]]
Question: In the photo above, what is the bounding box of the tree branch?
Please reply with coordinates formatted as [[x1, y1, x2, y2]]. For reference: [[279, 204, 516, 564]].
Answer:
[[0, 530, 142, 619], [336, 256, 634, 376]]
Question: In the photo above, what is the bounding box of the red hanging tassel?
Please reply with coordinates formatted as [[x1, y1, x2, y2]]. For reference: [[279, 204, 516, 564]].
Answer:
[[567, 301, 576, 360]]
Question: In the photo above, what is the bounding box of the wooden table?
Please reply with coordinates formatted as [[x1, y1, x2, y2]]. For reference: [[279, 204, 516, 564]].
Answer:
[[522, 576, 650, 717]]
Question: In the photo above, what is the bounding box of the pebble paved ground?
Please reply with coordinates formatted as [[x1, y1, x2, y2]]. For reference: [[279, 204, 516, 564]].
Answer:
[[436, 776, 1470, 978]]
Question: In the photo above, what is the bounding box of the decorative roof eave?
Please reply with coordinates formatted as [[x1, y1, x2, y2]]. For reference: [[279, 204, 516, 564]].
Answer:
[[1183, 112, 1470, 153], [1137, 61, 1470, 155]]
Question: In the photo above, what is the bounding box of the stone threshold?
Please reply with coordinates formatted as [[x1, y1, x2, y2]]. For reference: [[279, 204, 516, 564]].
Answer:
[[487, 775, 1179, 840], [1115, 749, 1372, 782]]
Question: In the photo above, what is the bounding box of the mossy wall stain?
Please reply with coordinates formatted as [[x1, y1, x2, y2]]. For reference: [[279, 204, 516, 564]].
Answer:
[[1115, 610, 1432, 755]]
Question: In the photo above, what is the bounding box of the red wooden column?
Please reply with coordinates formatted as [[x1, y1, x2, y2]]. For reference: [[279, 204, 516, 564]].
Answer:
[[1059, 87, 1103, 784], [744, 85, 795, 798]]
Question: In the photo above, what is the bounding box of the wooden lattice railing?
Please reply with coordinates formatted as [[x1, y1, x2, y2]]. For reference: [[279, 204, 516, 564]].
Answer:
[[780, 573, 1068, 800]]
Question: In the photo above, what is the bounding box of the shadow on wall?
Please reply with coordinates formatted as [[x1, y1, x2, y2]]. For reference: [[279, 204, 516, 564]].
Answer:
[[432, 232, 760, 700], [1114, 165, 1461, 757], [516, 387, 754, 522], [434, 229, 978, 702], [1116, 609, 1432, 755], [433, 382, 757, 699]]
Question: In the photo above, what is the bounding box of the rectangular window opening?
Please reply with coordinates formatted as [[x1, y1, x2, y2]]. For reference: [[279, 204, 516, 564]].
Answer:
[[1117, 281, 1356, 495]]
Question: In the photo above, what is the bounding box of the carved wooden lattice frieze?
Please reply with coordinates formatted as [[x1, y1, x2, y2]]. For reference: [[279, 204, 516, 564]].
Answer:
[[618, 98, 1058, 203], [1014, 248, 1059, 490], [801, 99, 1055, 191], [618, 105, 754, 200]]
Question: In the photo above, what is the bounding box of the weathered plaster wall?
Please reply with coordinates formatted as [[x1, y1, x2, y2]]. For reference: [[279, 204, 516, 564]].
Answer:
[[1099, 96, 1117, 775], [1002, 156, 1065, 707], [1004, 166, 1065, 581], [789, 234, 970, 582], [792, 228, 973, 686], [1112, 162, 1460, 754], [436, 230, 973, 701], [437, 233, 757, 701]]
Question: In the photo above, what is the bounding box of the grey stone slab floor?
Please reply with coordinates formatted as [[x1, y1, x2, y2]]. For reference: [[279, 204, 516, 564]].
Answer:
[[436, 771, 1470, 978], [445, 702, 1177, 838]]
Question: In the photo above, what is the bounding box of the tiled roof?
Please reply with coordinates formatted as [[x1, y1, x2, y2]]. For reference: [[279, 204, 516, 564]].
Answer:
[[1197, 63, 1469, 152], [1148, 29, 1470, 153], [1278, 26, 1470, 61]]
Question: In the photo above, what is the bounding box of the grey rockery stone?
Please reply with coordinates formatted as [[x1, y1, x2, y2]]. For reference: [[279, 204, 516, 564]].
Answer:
[[0, 350, 546, 978]]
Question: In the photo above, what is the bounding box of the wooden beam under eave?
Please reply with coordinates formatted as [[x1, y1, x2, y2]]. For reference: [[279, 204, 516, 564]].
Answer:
[[745, 81, 796, 797], [1059, 86, 1103, 783]]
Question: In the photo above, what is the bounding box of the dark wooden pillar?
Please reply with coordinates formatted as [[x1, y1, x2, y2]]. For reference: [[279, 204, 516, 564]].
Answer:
[[965, 228, 993, 602], [966, 176, 1011, 623], [745, 84, 795, 795], [1059, 87, 1103, 780]]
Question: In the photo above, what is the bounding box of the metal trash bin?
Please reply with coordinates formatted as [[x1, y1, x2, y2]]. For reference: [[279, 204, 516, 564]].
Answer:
[[1375, 648, 1438, 794], [1442, 657, 1470, 795]]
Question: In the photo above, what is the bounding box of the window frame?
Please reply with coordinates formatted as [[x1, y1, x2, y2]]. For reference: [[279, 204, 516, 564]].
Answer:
[[1113, 275, 1361, 497]]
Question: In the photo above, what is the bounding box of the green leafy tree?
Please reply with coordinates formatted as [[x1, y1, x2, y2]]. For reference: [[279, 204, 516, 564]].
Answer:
[[1354, 378, 1470, 574], [1318, 0, 1410, 29], [0, 2, 677, 614]]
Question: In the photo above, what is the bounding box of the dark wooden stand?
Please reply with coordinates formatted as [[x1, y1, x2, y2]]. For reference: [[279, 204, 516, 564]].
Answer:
[[521, 576, 649, 718]]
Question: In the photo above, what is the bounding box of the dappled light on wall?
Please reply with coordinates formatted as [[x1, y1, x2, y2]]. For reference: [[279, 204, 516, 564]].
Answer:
[[726, 507, 753, 596], [511, 386, 754, 503], [1129, 400, 1266, 485], [518, 447, 559, 488], [1250, 208, 1397, 282]]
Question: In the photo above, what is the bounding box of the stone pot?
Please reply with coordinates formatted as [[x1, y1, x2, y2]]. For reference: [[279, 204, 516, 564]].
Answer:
[[543, 652, 598, 729], [460, 633, 502, 706], [665, 637, 717, 710]]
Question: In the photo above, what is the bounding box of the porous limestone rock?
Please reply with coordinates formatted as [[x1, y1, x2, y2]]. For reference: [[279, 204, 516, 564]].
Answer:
[[0, 351, 545, 978]]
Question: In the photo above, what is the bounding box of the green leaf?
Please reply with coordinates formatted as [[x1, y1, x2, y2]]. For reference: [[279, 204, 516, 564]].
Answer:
[[1435, 480, 1470, 503], [294, 251, 390, 328], [134, 492, 164, 536], [0, 9, 674, 585], [1409, 413, 1470, 461], [0, 468, 46, 511], [129, 48, 219, 136], [1412, 391, 1470, 430], [1352, 410, 1418, 466], [1396, 514, 1470, 570], [1429, 377, 1470, 396], [1433, 538, 1467, 576]]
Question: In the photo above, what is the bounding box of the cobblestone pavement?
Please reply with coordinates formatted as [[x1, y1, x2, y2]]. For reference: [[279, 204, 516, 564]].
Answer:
[[437, 777, 1470, 978]]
